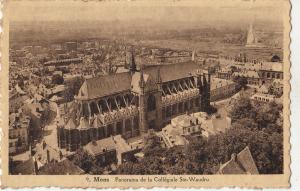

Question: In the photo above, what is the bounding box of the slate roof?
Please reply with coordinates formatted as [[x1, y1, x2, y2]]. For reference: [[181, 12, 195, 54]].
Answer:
[[38, 159, 84, 175], [11, 157, 36, 175], [218, 146, 259, 174], [143, 62, 200, 83], [76, 62, 201, 100], [77, 72, 132, 100], [84, 137, 116, 157], [83, 135, 133, 157]]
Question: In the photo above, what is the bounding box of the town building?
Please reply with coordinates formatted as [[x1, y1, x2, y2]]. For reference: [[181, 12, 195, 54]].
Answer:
[[44, 58, 83, 67], [270, 79, 283, 96], [160, 113, 202, 148], [34, 141, 64, 166], [256, 84, 270, 94], [23, 101, 45, 141], [258, 62, 283, 84], [83, 135, 140, 165], [210, 78, 238, 101], [57, 56, 211, 151], [232, 70, 261, 86], [216, 68, 233, 80], [250, 93, 275, 103], [38, 159, 84, 175], [198, 113, 231, 137], [64, 42, 78, 52], [9, 112, 31, 154], [160, 111, 231, 147]]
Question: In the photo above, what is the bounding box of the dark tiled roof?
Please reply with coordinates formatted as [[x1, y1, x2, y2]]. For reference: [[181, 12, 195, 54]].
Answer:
[[76, 62, 201, 100], [77, 72, 132, 100], [236, 146, 259, 174], [144, 62, 201, 83], [84, 137, 116, 157], [38, 159, 84, 175], [12, 158, 35, 175], [218, 146, 259, 174]]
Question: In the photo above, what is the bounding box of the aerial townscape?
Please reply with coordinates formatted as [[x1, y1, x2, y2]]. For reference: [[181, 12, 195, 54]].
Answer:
[[9, 4, 284, 175]]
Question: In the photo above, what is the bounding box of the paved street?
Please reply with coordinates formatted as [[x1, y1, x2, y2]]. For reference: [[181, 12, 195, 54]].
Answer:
[[43, 102, 59, 149]]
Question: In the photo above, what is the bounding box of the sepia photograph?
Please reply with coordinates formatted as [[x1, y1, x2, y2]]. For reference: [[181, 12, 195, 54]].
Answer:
[[1, 0, 291, 188]]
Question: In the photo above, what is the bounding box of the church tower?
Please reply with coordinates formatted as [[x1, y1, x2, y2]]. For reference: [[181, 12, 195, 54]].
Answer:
[[129, 49, 137, 73], [138, 66, 148, 134], [201, 72, 211, 111]]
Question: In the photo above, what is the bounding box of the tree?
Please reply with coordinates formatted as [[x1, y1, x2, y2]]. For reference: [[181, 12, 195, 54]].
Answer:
[[229, 97, 254, 122], [142, 131, 165, 157], [230, 97, 283, 133], [68, 148, 96, 173], [162, 146, 186, 174], [230, 66, 238, 73], [268, 84, 283, 97], [271, 55, 281, 62], [204, 128, 283, 174], [182, 136, 208, 174]]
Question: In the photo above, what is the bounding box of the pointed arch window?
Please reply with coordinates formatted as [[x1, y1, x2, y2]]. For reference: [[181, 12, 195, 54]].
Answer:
[[147, 94, 156, 111]]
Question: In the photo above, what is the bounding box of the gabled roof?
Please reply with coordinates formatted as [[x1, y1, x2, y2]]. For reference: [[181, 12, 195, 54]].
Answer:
[[84, 137, 116, 157], [77, 72, 132, 100], [38, 159, 84, 175], [11, 158, 36, 175], [218, 146, 259, 174], [76, 62, 201, 100], [66, 118, 77, 130], [144, 62, 200, 82], [131, 72, 153, 94], [257, 84, 270, 94]]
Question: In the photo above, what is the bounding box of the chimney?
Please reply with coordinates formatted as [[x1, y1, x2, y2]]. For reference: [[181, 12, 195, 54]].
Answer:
[[231, 153, 237, 162], [42, 141, 46, 150]]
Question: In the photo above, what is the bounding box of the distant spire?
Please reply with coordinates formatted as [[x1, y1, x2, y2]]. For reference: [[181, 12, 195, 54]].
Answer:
[[139, 64, 145, 88], [157, 67, 162, 84], [129, 48, 137, 73], [124, 47, 128, 69]]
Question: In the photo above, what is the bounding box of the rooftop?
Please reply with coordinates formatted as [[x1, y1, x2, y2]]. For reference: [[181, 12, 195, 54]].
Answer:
[[83, 135, 132, 157], [211, 78, 236, 90], [218, 146, 259, 174], [11, 158, 36, 175], [76, 62, 202, 100], [38, 159, 84, 175]]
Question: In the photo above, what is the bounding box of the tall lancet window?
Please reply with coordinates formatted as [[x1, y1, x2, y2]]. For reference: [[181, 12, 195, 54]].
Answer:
[[147, 94, 156, 111]]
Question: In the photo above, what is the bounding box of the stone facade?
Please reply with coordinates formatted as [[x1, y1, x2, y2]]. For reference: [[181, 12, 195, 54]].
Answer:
[[57, 58, 211, 151]]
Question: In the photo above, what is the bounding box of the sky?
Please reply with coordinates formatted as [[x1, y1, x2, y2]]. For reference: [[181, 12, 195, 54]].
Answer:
[[7, 0, 286, 24]]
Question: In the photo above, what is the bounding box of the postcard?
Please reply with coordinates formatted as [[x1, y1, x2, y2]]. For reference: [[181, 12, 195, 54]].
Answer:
[[1, 0, 291, 188]]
